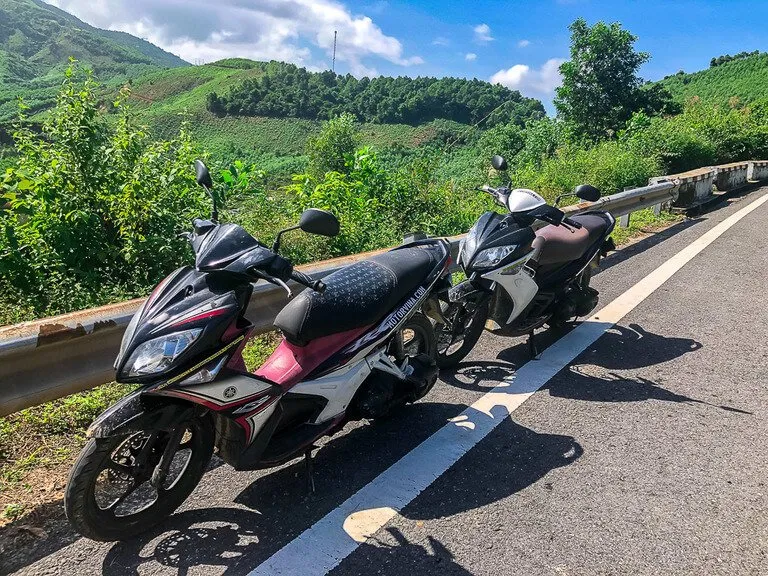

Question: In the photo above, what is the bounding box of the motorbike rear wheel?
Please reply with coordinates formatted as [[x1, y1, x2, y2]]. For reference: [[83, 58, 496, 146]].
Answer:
[[64, 415, 214, 541]]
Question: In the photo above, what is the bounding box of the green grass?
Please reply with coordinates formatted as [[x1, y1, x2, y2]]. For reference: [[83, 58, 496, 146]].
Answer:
[[241, 331, 283, 371], [610, 207, 682, 245], [0, 381, 136, 521]]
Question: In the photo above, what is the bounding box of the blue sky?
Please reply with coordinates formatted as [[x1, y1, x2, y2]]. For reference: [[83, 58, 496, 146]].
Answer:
[[49, 0, 768, 111]]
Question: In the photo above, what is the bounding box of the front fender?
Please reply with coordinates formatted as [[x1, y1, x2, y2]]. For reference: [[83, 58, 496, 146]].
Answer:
[[449, 279, 492, 305], [86, 389, 197, 438]]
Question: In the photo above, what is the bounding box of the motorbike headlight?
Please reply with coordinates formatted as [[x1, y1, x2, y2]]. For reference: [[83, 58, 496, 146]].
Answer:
[[122, 329, 202, 378], [472, 245, 517, 270]]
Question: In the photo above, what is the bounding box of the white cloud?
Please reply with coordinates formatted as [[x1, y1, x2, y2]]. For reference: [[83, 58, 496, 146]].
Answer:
[[490, 58, 566, 97], [46, 0, 423, 77], [465, 52, 477, 62], [432, 36, 449, 46], [518, 39, 531, 48], [473, 23, 493, 43]]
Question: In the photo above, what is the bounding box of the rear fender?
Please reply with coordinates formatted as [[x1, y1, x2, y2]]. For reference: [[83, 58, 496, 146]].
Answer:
[[86, 389, 197, 439]]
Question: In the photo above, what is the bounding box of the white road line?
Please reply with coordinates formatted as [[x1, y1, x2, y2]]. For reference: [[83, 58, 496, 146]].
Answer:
[[250, 191, 768, 576]]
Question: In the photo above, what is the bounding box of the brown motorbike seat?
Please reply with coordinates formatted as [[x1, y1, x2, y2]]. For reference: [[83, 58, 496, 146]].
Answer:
[[534, 214, 608, 265]]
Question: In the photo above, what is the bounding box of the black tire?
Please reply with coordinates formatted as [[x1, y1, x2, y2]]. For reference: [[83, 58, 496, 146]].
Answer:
[[435, 298, 490, 369], [402, 312, 439, 401], [64, 415, 214, 541], [399, 312, 436, 359]]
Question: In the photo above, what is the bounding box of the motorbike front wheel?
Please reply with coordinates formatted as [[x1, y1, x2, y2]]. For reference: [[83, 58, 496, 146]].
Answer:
[[434, 295, 490, 369], [64, 415, 214, 541]]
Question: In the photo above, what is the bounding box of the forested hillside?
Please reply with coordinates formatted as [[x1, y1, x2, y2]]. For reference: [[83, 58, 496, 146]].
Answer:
[[0, 0, 187, 120], [207, 60, 545, 127], [658, 51, 768, 106]]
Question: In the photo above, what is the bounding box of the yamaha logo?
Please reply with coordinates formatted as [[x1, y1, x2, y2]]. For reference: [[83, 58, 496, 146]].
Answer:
[[223, 386, 237, 399]]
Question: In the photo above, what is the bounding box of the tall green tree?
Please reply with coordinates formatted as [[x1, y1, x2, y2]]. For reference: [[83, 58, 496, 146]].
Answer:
[[555, 18, 677, 139], [306, 113, 359, 179]]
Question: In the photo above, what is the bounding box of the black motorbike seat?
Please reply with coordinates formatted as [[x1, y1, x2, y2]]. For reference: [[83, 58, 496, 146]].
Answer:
[[274, 245, 442, 346], [535, 214, 609, 265]]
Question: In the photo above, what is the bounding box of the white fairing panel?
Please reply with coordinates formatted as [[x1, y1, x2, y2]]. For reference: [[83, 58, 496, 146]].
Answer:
[[482, 255, 539, 324], [507, 188, 546, 213], [289, 356, 373, 422]]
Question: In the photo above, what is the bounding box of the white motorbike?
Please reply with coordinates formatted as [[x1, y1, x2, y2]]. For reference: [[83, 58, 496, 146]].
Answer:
[[434, 155, 616, 366]]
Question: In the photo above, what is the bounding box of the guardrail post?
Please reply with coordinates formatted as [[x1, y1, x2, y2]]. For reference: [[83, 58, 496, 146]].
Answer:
[[619, 213, 631, 228], [653, 203, 662, 216]]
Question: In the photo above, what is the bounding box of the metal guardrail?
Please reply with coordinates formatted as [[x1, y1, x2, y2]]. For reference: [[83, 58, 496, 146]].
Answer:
[[0, 176, 699, 417]]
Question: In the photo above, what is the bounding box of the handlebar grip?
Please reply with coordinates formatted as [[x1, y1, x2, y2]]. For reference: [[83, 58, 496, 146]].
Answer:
[[290, 270, 326, 293], [563, 217, 583, 229]]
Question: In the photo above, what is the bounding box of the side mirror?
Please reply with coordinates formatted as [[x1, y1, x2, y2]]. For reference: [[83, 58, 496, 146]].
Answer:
[[575, 184, 600, 202], [299, 208, 340, 237], [491, 155, 508, 171], [194, 159, 213, 189]]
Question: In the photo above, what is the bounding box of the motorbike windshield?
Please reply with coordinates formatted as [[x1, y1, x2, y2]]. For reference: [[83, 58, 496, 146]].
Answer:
[[193, 223, 264, 271]]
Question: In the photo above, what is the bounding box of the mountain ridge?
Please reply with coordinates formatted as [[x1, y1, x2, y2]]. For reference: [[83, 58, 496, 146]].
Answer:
[[0, 0, 188, 120], [657, 51, 768, 106]]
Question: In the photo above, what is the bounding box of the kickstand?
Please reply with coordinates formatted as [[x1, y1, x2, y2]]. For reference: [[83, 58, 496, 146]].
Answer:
[[304, 447, 316, 495], [527, 329, 539, 360]]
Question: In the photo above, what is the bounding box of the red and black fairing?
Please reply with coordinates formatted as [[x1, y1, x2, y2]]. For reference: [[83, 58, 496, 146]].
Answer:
[[114, 265, 252, 384], [306, 239, 452, 376]]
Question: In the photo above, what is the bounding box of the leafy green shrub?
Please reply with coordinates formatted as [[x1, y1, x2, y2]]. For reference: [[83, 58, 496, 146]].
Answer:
[[620, 103, 768, 174], [513, 140, 660, 202], [620, 111, 715, 174], [306, 113, 358, 179], [0, 64, 207, 323]]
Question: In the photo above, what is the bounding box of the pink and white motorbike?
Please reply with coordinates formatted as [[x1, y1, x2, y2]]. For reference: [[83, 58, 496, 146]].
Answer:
[[65, 160, 451, 541]]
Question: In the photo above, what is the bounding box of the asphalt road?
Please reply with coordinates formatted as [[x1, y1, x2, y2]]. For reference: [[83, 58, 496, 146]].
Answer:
[[7, 186, 768, 575]]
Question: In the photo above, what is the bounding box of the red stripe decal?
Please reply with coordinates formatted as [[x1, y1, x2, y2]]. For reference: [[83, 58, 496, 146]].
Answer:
[[171, 307, 229, 327]]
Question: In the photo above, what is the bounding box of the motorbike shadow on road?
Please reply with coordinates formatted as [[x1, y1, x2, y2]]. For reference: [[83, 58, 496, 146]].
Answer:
[[400, 413, 583, 521], [102, 506, 262, 576], [334, 527, 474, 575], [443, 322, 749, 414], [569, 323, 703, 370], [100, 402, 471, 575]]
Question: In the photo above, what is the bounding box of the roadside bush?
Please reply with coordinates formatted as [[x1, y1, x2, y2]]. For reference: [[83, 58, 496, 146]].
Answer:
[[621, 103, 768, 174], [512, 140, 660, 202], [0, 64, 207, 323], [287, 145, 492, 258]]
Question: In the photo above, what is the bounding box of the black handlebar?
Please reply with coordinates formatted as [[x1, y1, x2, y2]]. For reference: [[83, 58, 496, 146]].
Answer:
[[290, 269, 326, 293]]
